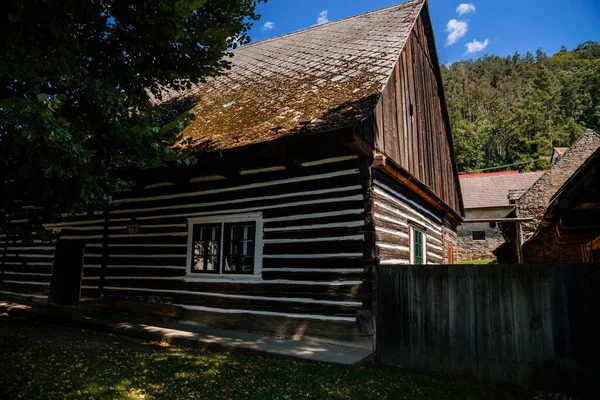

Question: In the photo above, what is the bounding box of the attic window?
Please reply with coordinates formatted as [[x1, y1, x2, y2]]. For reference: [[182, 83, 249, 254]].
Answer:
[[223, 101, 236, 108], [330, 75, 346, 82]]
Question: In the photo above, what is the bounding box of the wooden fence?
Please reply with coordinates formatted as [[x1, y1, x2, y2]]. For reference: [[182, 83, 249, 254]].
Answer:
[[376, 264, 600, 395]]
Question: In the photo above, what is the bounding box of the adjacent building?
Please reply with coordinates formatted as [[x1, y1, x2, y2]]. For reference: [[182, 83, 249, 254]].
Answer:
[[458, 171, 544, 261], [499, 130, 600, 263], [523, 147, 600, 263]]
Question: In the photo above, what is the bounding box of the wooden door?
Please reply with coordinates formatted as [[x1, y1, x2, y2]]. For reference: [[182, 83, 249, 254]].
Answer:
[[49, 240, 85, 306]]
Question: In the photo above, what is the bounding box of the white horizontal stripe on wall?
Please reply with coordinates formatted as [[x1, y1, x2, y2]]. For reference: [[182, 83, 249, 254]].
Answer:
[[0, 290, 47, 299], [301, 155, 358, 167], [374, 187, 443, 233], [7, 219, 28, 223], [428, 235, 443, 245], [120, 169, 360, 205], [264, 220, 364, 233], [83, 265, 186, 270], [375, 226, 409, 239], [263, 268, 363, 273], [3, 272, 51, 277], [263, 235, 364, 244], [4, 247, 54, 251], [380, 259, 410, 265], [59, 235, 103, 240], [0, 240, 47, 244], [428, 243, 443, 253], [239, 166, 287, 175], [86, 243, 188, 248], [189, 175, 226, 183], [111, 185, 362, 215], [3, 280, 49, 286], [145, 182, 176, 190], [62, 226, 126, 231], [374, 180, 442, 223], [264, 208, 364, 223], [107, 254, 187, 259], [377, 242, 410, 252], [136, 194, 364, 222], [374, 199, 442, 235], [176, 305, 356, 322], [2, 262, 54, 266], [82, 277, 361, 286], [263, 253, 363, 259], [4, 254, 53, 258], [80, 285, 361, 307], [107, 232, 188, 238], [142, 224, 188, 229], [374, 213, 409, 228]]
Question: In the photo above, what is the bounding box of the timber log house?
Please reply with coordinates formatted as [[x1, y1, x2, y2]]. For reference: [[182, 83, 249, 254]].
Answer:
[[0, 0, 463, 348]]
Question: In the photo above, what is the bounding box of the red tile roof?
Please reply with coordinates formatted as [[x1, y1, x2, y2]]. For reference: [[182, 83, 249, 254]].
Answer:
[[460, 171, 519, 179], [459, 171, 545, 209]]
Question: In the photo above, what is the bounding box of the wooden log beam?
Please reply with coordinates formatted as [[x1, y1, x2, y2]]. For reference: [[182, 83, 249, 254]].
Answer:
[[343, 129, 462, 226]]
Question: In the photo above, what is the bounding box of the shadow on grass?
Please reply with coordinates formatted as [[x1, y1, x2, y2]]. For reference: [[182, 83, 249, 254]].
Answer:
[[0, 316, 553, 400]]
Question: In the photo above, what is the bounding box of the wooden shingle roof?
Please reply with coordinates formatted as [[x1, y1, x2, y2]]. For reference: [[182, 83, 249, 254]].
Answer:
[[163, 0, 425, 152]]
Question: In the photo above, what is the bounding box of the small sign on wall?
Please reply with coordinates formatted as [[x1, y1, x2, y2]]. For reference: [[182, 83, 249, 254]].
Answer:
[[126, 224, 139, 234]]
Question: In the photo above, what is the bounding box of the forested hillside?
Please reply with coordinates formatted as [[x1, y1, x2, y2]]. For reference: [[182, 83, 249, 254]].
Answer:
[[442, 41, 600, 173]]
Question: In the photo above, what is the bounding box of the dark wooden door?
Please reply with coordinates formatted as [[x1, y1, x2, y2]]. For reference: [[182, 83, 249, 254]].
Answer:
[[49, 240, 85, 306]]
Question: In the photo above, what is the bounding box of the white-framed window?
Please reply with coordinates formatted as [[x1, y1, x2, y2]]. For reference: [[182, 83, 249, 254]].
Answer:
[[409, 224, 427, 265], [185, 213, 263, 281]]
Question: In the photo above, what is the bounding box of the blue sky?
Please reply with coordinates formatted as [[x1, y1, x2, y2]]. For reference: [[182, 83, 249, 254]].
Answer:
[[248, 0, 600, 63]]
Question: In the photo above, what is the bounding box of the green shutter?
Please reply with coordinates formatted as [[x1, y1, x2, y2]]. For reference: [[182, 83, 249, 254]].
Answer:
[[414, 228, 423, 265]]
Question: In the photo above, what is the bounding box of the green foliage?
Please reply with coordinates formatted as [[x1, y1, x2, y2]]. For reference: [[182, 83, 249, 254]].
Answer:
[[443, 41, 600, 174], [0, 0, 264, 237]]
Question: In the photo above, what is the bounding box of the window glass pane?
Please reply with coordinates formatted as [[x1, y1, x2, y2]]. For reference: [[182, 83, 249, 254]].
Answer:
[[224, 222, 256, 274], [191, 224, 221, 273]]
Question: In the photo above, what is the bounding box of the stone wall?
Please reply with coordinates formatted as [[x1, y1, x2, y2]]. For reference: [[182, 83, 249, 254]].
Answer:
[[517, 130, 600, 241], [458, 207, 511, 261], [458, 234, 504, 261], [524, 236, 585, 263]]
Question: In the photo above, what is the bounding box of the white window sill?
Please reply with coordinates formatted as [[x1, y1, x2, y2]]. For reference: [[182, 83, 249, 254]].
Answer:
[[183, 274, 263, 283]]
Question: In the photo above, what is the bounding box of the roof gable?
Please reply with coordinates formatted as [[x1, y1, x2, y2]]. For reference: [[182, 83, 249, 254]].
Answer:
[[160, 0, 425, 152]]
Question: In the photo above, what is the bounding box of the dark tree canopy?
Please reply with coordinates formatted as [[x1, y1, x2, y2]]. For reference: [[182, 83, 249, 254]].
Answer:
[[0, 0, 264, 237], [442, 41, 600, 174]]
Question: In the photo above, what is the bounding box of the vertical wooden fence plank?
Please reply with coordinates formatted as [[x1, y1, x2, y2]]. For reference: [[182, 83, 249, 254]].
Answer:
[[488, 266, 504, 383], [499, 265, 518, 385]]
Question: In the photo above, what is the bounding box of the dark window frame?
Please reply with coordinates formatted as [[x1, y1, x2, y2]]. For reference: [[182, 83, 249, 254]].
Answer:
[[222, 221, 257, 275], [187, 215, 262, 278], [472, 231, 486, 241], [190, 223, 221, 274]]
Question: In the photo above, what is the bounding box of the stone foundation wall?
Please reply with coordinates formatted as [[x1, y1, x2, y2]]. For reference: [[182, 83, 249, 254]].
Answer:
[[524, 237, 585, 263], [458, 234, 504, 261]]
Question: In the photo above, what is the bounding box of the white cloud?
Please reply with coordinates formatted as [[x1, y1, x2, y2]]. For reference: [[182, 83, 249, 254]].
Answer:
[[261, 21, 275, 31], [456, 3, 476, 16], [317, 10, 329, 25], [465, 38, 490, 54], [446, 19, 468, 46]]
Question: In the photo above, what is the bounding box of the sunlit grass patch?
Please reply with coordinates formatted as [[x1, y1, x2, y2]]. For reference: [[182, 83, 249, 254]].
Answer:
[[0, 318, 563, 400]]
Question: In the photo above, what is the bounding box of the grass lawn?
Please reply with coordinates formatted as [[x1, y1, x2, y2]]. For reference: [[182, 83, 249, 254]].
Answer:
[[0, 314, 558, 400], [459, 259, 496, 265]]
